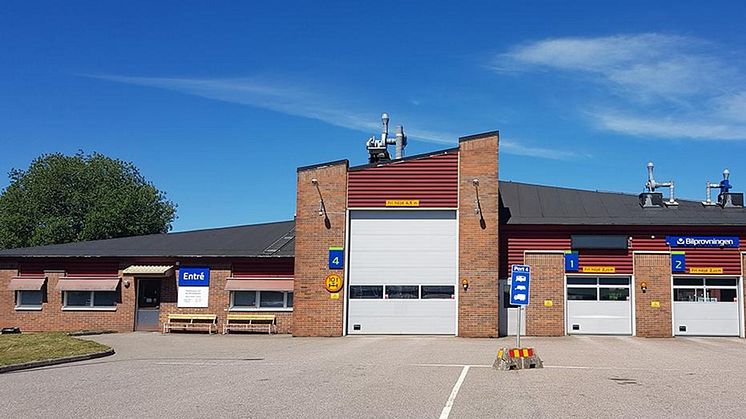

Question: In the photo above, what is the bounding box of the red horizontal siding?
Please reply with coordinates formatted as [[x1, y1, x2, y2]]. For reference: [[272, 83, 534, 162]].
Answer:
[[505, 231, 744, 277], [231, 258, 294, 278], [507, 234, 632, 274], [348, 152, 459, 208], [64, 260, 120, 277]]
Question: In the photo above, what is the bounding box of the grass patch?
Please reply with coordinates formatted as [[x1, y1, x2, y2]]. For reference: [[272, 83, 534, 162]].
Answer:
[[0, 332, 110, 367]]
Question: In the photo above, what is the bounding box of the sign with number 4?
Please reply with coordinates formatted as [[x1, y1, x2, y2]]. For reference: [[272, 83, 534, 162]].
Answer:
[[328, 247, 344, 269]]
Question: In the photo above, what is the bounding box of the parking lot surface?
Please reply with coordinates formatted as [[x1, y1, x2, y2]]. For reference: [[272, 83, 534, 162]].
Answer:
[[1, 333, 745, 418]]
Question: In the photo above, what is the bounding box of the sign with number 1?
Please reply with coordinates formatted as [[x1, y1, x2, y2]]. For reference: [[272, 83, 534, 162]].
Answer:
[[564, 252, 579, 272]]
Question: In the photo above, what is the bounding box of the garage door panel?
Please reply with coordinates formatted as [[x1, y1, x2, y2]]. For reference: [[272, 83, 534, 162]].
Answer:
[[348, 300, 456, 334], [673, 302, 740, 336], [348, 210, 457, 335], [567, 301, 632, 335]]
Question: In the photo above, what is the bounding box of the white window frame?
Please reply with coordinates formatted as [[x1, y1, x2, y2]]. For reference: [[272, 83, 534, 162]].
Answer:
[[15, 290, 43, 311], [229, 290, 293, 312], [566, 276, 631, 302], [672, 276, 739, 303], [62, 290, 118, 311]]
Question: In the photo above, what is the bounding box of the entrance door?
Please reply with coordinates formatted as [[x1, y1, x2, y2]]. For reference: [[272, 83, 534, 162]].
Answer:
[[498, 279, 526, 336], [673, 277, 740, 336], [566, 276, 632, 335], [136, 279, 161, 331]]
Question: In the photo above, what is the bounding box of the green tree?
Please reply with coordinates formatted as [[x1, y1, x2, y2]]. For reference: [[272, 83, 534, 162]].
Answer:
[[0, 152, 177, 249]]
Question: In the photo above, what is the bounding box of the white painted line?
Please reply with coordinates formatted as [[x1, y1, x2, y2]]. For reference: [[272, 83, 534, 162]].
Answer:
[[439, 365, 470, 419], [413, 363, 492, 368]]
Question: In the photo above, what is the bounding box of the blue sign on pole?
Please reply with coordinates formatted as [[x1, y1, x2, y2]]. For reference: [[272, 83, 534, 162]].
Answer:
[[671, 252, 686, 273], [666, 236, 739, 248], [510, 265, 531, 306], [564, 251, 579, 272], [328, 247, 344, 269], [178, 267, 210, 287]]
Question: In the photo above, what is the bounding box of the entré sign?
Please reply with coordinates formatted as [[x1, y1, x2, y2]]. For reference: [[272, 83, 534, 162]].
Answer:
[[178, 267, 210, 287]]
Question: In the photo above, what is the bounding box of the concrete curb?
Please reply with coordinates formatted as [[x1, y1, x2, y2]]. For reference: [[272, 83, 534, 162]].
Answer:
[[0, 348, 115, 374]]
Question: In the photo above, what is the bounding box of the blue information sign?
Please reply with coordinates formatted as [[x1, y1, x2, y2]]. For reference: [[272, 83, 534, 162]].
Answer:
[[666, 236, 739, 248], [671, 253, 686, 273], [178, 267, 210, 287], [510, 265, 531, 306], [328, 247, 344, 269], [564, 252, 579, 272]]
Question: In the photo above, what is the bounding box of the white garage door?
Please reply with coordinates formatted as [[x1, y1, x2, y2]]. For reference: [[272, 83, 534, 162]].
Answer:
[[673, 277, 740, 336], [566, 276, 632, 335], [347, 210, 457, 335]]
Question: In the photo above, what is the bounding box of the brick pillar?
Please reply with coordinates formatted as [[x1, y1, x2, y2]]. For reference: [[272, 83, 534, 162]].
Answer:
[[634, 253, 672, 337], [458, 132, 499, 337], [525, 253, 565, 336], [293, 161, 348, 337]]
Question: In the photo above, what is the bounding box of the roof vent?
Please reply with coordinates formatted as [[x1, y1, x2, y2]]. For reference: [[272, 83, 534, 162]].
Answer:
[[703, 169, 744, 208], [639, 161, 678, 208], [365, 113, 407, 164]]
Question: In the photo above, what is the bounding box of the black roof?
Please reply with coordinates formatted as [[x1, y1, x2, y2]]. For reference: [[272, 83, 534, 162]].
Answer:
[[0, 220, 295, 258], [500, 181, 746, 226], [2, 181, 744, 258]]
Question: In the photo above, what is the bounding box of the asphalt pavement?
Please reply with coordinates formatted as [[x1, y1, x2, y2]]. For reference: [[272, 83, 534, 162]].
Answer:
[[1, 332, 745, 418]]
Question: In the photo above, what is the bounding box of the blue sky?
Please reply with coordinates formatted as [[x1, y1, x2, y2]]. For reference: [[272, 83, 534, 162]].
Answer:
[[2, 1, 746, 231]]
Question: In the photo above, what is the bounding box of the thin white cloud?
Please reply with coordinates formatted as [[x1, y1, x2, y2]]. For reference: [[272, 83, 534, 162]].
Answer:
[[84, 74, 580, 160], [496, 33, 746, 141], [501, 140, 588, 161]]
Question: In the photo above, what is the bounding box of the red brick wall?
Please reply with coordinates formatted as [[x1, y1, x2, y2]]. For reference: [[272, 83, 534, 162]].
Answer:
[[158, 264, 295, 334], [0, 265, 136, 333], [293, 161, 348, 336], [458, 133, 499, 337], [634, 253, 672, 337], [1, 259, 296, 334], [525, 253, 565, 336]]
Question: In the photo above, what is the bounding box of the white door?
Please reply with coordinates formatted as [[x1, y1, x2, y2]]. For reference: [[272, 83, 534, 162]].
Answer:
[[566, 276, 632, 335], [499, 279, 526, 336], [347, 210, 457, 335], [673, 277, 740, 336]]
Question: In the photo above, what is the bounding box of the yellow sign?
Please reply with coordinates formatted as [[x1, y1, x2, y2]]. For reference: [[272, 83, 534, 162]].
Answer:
[[330, 293, 340, 300], [581, 266, 616, 273], [544, 299, 553, 307], [385, 199, 420, 207], [689, 267, 724, 274], [324, 274, 343, 293], [651, 300, 661, 308]]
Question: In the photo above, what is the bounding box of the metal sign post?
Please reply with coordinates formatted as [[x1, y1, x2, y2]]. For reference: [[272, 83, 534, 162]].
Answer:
[[516, 306, 522, 348], [510, 265, 531, 348]]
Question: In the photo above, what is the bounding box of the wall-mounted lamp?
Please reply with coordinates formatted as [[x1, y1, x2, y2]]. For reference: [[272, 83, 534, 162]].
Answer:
[[640, 281, 647, 294], [311, 178, 331, 229], [472, 179, 486, 229], [462, 278, 469, 291], [123, 279, 130, 288]]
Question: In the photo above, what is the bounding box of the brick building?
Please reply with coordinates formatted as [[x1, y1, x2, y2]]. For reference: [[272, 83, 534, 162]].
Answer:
[[2, 129, 745, 338]]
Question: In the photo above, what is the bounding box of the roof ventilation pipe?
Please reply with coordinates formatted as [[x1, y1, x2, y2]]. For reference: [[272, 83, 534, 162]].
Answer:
[[365, 113, 407, 163], [644, 161, 678, 206], [702, 169, 730, 206], [703, 169, 743, 208]]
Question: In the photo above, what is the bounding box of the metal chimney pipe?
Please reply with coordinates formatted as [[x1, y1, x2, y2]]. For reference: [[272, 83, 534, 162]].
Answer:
[[394, 125, 405, 159], [381, 113, 390, 143]]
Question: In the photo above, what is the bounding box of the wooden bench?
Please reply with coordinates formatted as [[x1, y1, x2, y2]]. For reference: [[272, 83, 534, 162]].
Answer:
[[223, 314, 276, 334], [163, 314, 218, 334]]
